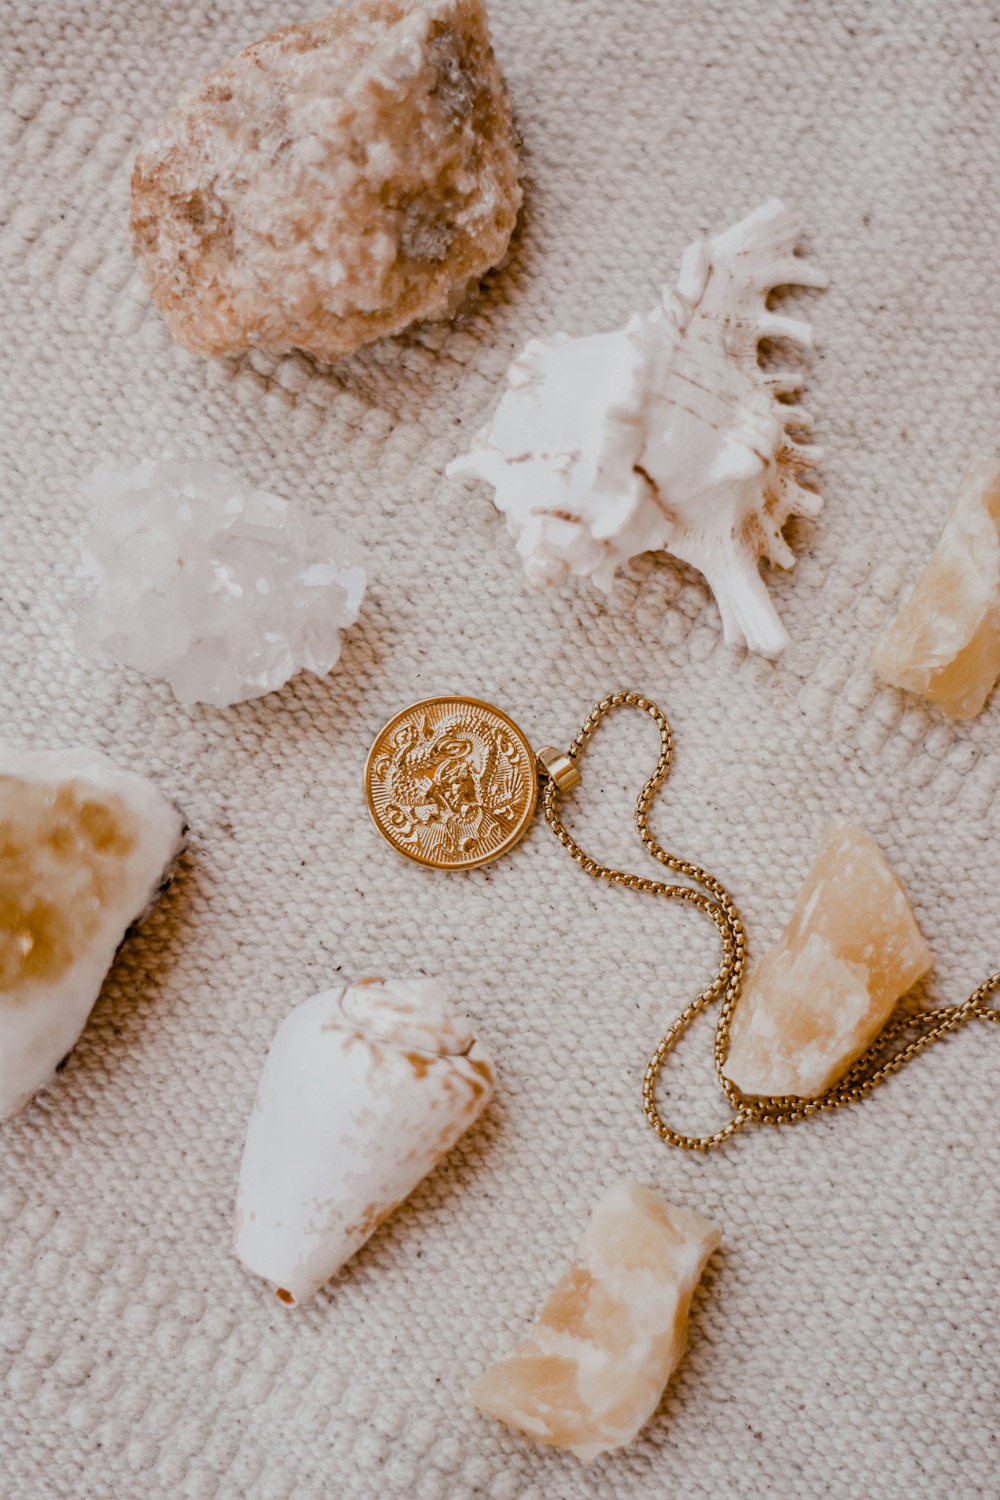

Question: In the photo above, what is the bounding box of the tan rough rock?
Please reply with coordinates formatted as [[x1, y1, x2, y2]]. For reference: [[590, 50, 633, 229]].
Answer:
[[131, 0, 522, 363], [872, 457, 1000, 719], [470, 1180, 720, 1462], [723, 821, 933, 1100]]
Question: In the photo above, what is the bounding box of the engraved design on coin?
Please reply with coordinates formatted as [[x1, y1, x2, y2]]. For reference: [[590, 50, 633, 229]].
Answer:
[[365, 698, 538, 869]]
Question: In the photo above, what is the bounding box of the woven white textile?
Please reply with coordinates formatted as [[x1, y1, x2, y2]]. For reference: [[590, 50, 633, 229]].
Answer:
[[2, 1, 999, 1496]]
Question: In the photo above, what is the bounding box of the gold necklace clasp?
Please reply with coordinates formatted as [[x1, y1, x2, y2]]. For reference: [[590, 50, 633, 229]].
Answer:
[[536, 746, 581, 794]]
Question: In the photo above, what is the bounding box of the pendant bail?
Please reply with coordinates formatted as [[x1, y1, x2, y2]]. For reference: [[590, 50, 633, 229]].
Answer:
[[536, 746, 581, 793]]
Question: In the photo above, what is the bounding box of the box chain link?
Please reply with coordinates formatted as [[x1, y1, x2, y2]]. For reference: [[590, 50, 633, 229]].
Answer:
[[540, 692, 1000, 1151]]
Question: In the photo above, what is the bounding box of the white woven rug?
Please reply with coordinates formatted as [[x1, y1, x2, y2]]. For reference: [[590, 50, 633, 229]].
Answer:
[[2, 2, 999, 1496]]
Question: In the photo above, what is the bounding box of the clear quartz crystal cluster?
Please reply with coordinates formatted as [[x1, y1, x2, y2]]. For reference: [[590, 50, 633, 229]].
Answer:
[[81, 459, 366, 707], [471, 1180, 720, 1461], [130, 0, 522, 363]]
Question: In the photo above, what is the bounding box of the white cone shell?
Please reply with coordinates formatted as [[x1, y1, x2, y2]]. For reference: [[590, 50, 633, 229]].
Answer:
[[0, 747, 185, 1120], [235, 978, 495, 1305]]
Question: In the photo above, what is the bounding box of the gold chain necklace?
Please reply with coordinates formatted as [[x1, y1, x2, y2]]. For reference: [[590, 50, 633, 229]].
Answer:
[[365, 691, 1000, 1149]]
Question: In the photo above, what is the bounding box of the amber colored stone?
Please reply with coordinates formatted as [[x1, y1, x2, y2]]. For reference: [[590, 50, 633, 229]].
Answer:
[[130, 0, 522, 363], [470, 1181, 720, 1461], [0, 780, 138, 994], [0, 750, 184, 1119], [723, 822, 933, 1100], [872, 458, 1000, 718]]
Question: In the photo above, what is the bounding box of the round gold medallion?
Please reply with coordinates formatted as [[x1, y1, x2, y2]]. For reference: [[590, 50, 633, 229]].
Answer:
[[364, 696, 539, 870]]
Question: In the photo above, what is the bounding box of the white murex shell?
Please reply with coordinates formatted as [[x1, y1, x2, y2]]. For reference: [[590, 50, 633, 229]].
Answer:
[[234, 977, 495, 1305], [447, 199, 828, 656]]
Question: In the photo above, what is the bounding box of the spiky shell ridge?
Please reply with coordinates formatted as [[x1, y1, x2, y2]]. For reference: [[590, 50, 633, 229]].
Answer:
[[448, 199, 827, 654]]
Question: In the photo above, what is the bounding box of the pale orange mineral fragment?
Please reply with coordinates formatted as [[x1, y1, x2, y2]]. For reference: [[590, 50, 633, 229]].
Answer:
[[723, 821, 932, 1100], [131, 0, 522, 363], [470, 1180, 720, 1461], [872, 458, 1000, 718]]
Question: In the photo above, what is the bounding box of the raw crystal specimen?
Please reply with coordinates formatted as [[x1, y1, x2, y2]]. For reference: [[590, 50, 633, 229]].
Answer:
[[470, 1180, 720, 1461], [80, 458, 366, 708], [235, 978, 495, 1304], [0, 748, 185, 1120], [723, 822, 933, 1100], [872, 457, 1000, 719], [448, 199, 827, 656], [131, 0, 522, 363]]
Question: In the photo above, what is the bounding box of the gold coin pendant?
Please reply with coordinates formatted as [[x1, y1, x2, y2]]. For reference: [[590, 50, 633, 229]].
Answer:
[[364, 697, 539, 870]]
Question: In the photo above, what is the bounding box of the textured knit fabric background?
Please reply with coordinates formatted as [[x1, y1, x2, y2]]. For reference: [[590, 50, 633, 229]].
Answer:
[[2, 2, 999, 1497]]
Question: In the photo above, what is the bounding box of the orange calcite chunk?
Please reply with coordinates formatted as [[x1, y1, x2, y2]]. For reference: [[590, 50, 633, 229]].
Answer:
[[470, 1181, 720, 1461], [723, 822, 932, 1100], [873, 457, 1000, 718]]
